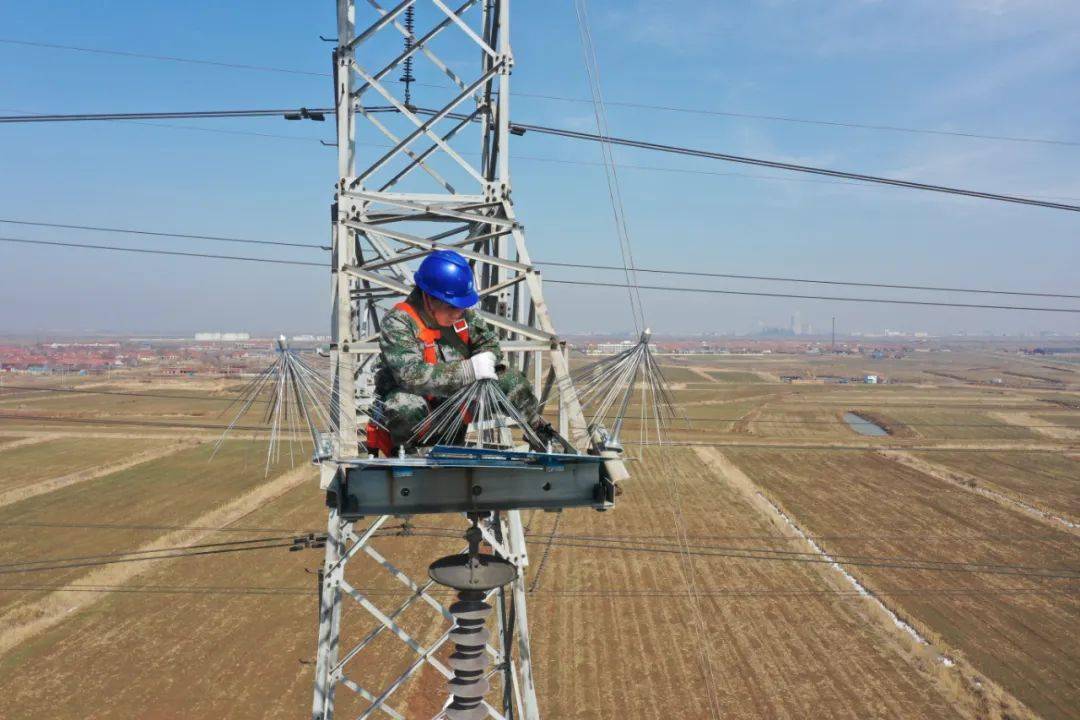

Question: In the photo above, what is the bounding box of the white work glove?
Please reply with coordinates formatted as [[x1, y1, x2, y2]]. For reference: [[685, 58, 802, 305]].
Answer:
[[468, 351, 498, 381]]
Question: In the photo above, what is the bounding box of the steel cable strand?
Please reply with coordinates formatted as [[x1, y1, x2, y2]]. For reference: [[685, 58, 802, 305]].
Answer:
[[210, 362, 278, 460]]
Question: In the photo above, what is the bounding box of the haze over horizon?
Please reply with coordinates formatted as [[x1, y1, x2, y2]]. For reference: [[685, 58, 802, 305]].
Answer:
[[1, 1, 1077, 338]]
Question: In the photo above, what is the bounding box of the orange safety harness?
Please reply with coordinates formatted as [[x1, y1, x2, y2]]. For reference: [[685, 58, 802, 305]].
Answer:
[[393, 301, 470, 362], [366, 301, 470, 456]]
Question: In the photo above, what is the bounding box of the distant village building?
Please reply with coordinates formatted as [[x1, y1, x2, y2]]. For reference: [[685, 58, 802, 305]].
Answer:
[[588, 341, 634, 356], [195, 332, 251, 342]]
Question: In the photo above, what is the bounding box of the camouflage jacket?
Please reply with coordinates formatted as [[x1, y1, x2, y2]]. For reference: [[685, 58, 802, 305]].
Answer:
[[375, 290, 502, 398]]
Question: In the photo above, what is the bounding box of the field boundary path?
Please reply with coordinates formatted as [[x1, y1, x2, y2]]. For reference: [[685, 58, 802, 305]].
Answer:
[[881, 450, 1079, 535], [0, 464, 316, 658], [693, 446, 1040, 720], [0, 435, 61, 454], [990, 411, 1079, 441], [0, 440, 203, 510]]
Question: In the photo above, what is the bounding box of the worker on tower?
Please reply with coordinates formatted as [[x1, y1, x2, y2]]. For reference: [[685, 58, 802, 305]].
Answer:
[[368, 250, 556, 453]]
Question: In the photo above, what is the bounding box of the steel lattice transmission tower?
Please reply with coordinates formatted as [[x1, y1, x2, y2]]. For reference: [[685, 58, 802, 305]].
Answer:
[[312, 1, 594, 718]]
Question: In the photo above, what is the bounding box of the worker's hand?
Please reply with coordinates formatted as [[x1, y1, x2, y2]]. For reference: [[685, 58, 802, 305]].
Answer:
[[469, 351, 498, 381]]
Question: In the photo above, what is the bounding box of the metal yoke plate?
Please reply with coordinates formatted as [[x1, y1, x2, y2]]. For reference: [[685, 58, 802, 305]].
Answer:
[[328, 446, 615, 516]]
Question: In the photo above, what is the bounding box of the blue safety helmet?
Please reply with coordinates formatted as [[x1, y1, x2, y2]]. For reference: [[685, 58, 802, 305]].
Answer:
[[414, 250, 479, 309]]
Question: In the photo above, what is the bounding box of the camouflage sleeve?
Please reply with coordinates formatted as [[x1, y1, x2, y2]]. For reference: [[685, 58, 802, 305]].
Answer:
[[380, 311, 469, 396], [466, 311, 504, 363]]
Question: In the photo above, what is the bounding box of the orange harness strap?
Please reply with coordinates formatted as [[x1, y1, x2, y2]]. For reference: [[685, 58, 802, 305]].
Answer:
[[367, 302, 472, 457], [394, 301, 470, 364]]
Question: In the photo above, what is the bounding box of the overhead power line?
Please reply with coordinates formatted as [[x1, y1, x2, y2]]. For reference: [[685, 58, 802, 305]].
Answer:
[[0, 412, 271, 432], [9, 107, 1078, 201], [0, 236, 325, 267], [389, 528, 1079, 579], [0, 38, 328, 77], [1, 582, 1071, 600], [513, 91, 1080, 148], [0, 219, 325, 249], [2, 518, 1067, 544], [0, 536, 297, 572], [0, 383, 275, 405], [1, 518, 1069, 544], [621, 440, 1074, 452], [0, 107, 340, 123], [0, 539, 295, 576], [506, 119, 1080, 212], [0, 414, 1066, 451], [535, 261, 1080, 300], [544, 278, 1080, 313], [5, 236, 1078, 313], [3, 37, 1076, 147], [5, 525, 1073, 580], [2, 385, 1075, 431], [4, 217, 1076, 300], [2, 106, 1076, 211]]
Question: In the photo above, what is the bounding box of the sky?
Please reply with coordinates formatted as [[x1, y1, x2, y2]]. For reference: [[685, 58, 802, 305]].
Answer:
[[0, 0, 1077, 339]]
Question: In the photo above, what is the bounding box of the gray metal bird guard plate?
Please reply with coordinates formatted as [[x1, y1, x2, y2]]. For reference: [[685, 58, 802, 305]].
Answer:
[[429, 553, 518, 591]]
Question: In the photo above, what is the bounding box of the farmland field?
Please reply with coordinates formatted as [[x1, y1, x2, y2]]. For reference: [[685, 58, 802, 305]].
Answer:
[[0, 346, 1077, 719], [0, 448, 970, 720], [0, 436, 170, 495], [910, 450, 1080, 521], [0, 442, 297, 618], [723, 448, 1080, 720], [704, 370, 770, 383], [1035, 413, 1080, 429]]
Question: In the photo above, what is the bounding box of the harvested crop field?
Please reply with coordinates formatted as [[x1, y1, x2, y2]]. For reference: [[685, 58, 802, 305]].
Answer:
[[0, 436, 171, 495], [0, 442, 293, 618], [857, 408, 1040, 440], [910, 450, 1080, 522], [526, 448, 968, 720], [0, 448, 972, 720], [704, 370, 769, 383], [1, 346, 1078, 719], [723, 448, 1080, 720]]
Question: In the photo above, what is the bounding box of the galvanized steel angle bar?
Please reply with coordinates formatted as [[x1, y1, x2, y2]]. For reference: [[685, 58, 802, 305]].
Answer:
[[339, 676, 407, 720], [344, 191, 487, 207], [345, 0, 416, 52], [477, 272, 526, 298], [430, 0, 498, 58], [380, 110, 482, 192], [339, 579, 435, 660], [364, 0, 481, 95], [332, 576, 441, 678], [477, 521, 511, 562], [354, 0, 482, 101], [362, 543, 456, 622], [349, 602, 507, 720], [362, 540, 504, 662], [329, 514, 390, 575], [350, 60, 499, 185], [352, 625, 454, 720], [504, 511, 540, 718], [344, 221, 528, 274], [357, 105, 455, 192], [359, 227, 512, 273], [344, 191, 516, 228], [313, 510, 348, 720]]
